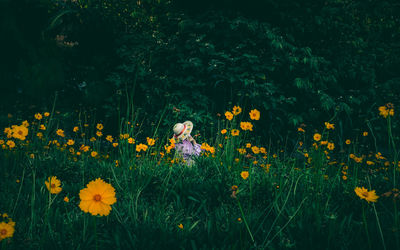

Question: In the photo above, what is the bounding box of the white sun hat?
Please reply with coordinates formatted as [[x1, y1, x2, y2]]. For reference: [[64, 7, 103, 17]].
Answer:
[[173, 121, 193, 141]]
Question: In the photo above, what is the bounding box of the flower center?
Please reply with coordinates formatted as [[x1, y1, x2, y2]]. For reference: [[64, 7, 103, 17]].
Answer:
[[362, 191, 369, 198], [18, 131, 23, 135], [93, 194, 102, 201], [0, 229, 7, 235], [51, 184, 56, 188]]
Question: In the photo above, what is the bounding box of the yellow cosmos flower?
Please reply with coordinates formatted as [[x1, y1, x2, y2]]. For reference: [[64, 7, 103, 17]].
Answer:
[[112, 142, 118, 148], [45, 176, 62, 194], [324, 122, 335, 130], [363, 131, 368, 136], [313, 133, 321, 141], [79, 178, 117, 216], [44, 112, 50, 117], [136, 143, 148, 152], [378, 105, 394, 118], [178, 224, 184, 229], [345, 139, 351, 145], [249, 109, 260, 120], [37, 132, 43, 139], [297, 127, 305, 132], [221, 129, 227, 134], [225, 111, 234, 121], [73, 126, 79, 132], [21, 120, 29, 127], [354, 187, 379, 203], [240, 122, 253, 131], [56, 129, 65, 137], [320, 140, 328, 145], [34, 113, 42, 120], [237, 148, 246, 154], [240, 171, 249, 180], [327, 142, 335, 151], [231, 129, 240, 136], [251, 146, 260, 154], [106, 135, 113, 142], [232, 106, 242, 115], [64, 196, 69, 202], [11, 125, 28, 140], [4, 127, 12, 138], [128, 138, 135, 144], [0, 221, 15, 241], [6, 140, 15, 149], [67, 139, 75, 146], [96, 123, 104, 130], [147, 137, 155, 146], [79, 145, 90, 152], [96, 131, 103, 137]]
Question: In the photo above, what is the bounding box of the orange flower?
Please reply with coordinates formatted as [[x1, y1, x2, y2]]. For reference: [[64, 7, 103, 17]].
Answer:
[[146, 137, 155, 146], [79, 178, 117, 216], [251, 146, 260, 154], [96, 123, 104, 130], [249, 109, 260, 120], [45, 176, 62, 194], [11, 125, 28, 141], [232, 106, 242, 116], [225, 111, 234, 121], [354, 187, 379, 203], [313, 133, 321, 141], [327, 142, 335, 151], [34, 113, 43, 120], [56, 129, 65, 137], [240, 122, 253, 131], [231, 129, 240, 136], [240, 171, 249, 180], [324, 122, 335, 130]]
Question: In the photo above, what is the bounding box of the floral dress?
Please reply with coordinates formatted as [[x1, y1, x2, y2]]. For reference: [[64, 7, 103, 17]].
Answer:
[[174, 136, 202, 165]]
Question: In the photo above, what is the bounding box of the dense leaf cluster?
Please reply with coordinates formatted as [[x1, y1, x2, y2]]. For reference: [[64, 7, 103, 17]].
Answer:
[[1, 0, 399, 139]]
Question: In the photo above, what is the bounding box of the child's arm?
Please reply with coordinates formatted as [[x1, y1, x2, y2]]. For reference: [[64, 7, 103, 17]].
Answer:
[[188, 135, 197, 145]]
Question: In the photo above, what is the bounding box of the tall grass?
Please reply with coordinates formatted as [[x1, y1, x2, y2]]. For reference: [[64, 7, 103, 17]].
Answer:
[[0, 104, 399, 249]]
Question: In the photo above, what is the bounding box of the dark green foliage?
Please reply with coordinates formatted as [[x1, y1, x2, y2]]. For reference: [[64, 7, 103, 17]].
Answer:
[[1, 0, 400, 140]]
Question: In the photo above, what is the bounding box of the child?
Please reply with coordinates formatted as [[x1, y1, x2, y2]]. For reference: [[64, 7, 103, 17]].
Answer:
[[173, 121, 202, 165]]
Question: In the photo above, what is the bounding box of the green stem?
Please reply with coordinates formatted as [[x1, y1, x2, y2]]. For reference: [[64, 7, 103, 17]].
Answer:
[[362, 204, 372, 249], [29, 170, 36, 239], [372, 203, 386, 250], [94, 216, 98, 250], [388, 117, 398, 188], [237, 198, 255, 243]]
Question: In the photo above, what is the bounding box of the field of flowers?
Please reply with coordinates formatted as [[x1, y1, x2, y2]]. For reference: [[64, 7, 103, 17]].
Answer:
[[0, 104, 399, 249]]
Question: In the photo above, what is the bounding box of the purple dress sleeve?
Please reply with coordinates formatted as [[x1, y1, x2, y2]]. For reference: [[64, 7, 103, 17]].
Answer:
[[174, 139, 203, 162]]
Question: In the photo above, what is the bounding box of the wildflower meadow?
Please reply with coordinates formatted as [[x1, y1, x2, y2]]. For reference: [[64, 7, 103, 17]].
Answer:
[[0, 103, 400, 249], [2, 0, 400, 249]]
